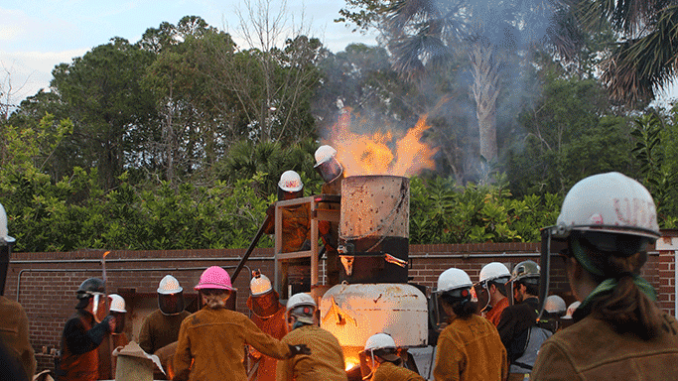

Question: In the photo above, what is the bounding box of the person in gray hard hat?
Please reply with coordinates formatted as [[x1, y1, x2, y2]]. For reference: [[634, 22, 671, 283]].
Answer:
[[277, 293, 347, 381], [497, 260, 550, 381], [532, 172, 678, 380], [57, 278, 116, 381], [0, 202, 36, 381]]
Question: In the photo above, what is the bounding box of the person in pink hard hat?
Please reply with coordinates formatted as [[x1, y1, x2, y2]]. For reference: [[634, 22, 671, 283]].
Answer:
[[173, 266, 310, 381]]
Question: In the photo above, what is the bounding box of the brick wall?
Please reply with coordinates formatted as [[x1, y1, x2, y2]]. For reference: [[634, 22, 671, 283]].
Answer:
[[5, 241, 674, 373]]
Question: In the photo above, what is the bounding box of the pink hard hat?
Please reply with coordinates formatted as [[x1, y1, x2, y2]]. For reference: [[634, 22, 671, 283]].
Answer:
[[195, 266, 233, 291]]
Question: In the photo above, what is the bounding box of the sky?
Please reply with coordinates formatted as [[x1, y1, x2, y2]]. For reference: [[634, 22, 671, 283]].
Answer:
[[0, 0, 378, 105]]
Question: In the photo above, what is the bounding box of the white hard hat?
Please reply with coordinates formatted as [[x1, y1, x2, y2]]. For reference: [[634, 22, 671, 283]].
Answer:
[[109, 294, 127, 313], [563, 301, 581, 319], [286, 292, 316, 311], [364, 332, 396, 352], [158, 275, 183, 294], [0, 202, 15, 245], [250, 272, 272, 296], [436, 268, 472, 293], [314, 145, 337, 165], [479, 262, 510, 284], [278, 170, 304, 193], [544, 295, 566, 314], [555, 172, 659, 240]]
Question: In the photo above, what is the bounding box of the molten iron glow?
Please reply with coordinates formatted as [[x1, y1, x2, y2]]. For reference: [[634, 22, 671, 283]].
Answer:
[[326, 108, 437, 177], [345, 358, 359, 371]]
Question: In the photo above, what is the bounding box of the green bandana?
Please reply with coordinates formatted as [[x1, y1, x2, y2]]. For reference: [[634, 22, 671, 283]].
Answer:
[[580, 276, 657, 312]]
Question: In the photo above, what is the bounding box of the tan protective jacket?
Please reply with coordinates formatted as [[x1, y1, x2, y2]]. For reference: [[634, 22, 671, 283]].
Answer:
[[531, 312, 678, 380], [433, 314, 507, 381], [174, 307, 291, 381], [277, 325, 347, 381], [0, 296, 36, 380], [372, 361, 424, 381]]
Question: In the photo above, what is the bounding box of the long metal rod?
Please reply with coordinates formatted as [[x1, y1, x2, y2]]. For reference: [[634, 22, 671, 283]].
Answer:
[[15, 265, 249, 303], [232, 215, 271, 282]]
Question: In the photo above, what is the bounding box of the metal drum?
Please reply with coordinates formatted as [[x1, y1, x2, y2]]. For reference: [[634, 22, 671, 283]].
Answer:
[[338, 175, 410, 283]]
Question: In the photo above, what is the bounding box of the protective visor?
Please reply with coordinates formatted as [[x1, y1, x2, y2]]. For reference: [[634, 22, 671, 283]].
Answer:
[[314, 156, 343, 184], [159, 292, 185, 316], [0, 244, 12, 296]]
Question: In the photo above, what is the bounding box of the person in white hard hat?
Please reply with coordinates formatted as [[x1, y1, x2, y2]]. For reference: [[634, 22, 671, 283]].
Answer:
[[532, 172, 678, 380], [138, 275, 191, 379], [497, 260, 549, 380], [277, 292, 347, 381], [562, 301, 580, 320], [264, 170, 311, 253], [314, 145, 344, 285], [361, 333, 424, 381], [0, 201, 35, 381], [475, 262, 511, 326], [537, 295, 567, 334], [174, 267, 310, 381], [98, 294, 130, 380], [264, 170, 312, 297], [432, 268, 507, 381], [247, 270, 287, 381]]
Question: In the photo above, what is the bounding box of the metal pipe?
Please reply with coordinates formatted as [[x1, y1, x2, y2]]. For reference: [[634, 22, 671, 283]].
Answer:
[[9, 257, 271, 264], [16, 265, 250, 303]]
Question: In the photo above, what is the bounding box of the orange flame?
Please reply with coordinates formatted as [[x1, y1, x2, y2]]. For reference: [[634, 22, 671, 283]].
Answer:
[[326, 108, 437, 177]]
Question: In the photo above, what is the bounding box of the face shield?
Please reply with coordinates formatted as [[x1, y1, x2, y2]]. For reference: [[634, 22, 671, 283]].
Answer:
[[250, 290, 280, 317], [474, 278, 509, 313], [111, 311, 126, 333], [429, 292, 448, 333], [91, 292, 107, 323], [0, 238, 15, 296], [314, 156, 343, 184], [159, 292, 185, 316]]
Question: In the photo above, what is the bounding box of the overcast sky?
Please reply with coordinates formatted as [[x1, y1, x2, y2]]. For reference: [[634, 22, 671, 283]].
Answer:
[[2, 1, 676, 108], [1, 0, 378, 104]]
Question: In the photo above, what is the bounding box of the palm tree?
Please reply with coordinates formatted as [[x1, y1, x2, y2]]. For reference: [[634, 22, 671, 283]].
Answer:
[[567, 1, 678, 104]]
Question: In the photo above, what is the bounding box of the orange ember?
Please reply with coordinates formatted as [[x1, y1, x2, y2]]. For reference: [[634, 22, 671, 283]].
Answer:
[[326, 108, 437, 177]]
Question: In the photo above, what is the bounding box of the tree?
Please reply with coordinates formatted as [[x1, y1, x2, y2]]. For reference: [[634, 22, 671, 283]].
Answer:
[[506, 68, 638, 196], [142, 16, 240, 185], [211, 0, 323, 144], [51, 38, 158, 190], [561, 1, 678, 104], [338, 0, 563, 165]]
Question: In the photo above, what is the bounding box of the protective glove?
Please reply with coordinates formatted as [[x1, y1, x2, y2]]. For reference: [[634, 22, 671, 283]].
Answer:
[[103, 315, 116, 333], [288, 344, 311, 356]]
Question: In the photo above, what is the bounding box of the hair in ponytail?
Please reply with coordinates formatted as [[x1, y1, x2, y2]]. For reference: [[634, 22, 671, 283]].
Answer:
[[588, 250, 662, 340]]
